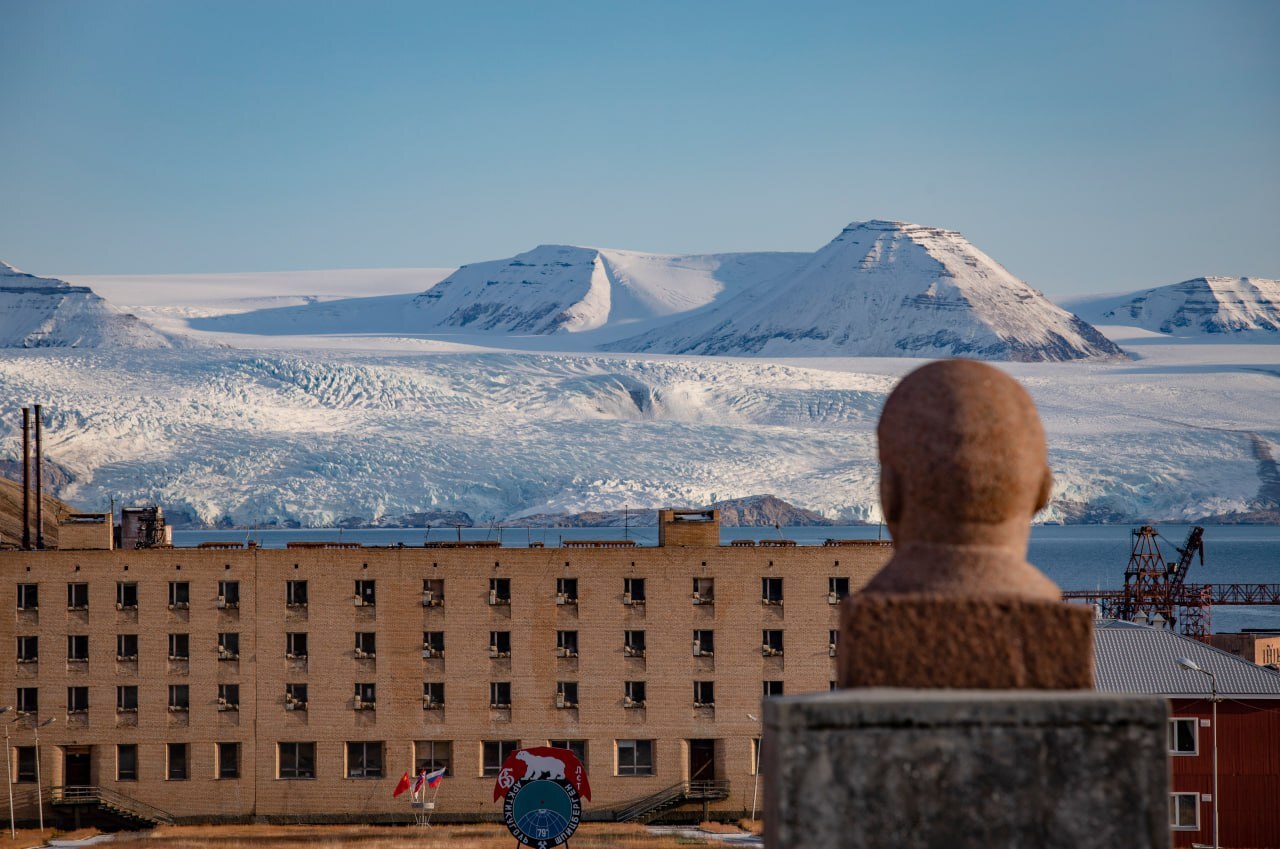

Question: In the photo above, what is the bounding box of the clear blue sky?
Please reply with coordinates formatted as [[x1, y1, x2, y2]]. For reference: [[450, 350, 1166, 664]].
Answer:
[[2, 0, 1277, 296]]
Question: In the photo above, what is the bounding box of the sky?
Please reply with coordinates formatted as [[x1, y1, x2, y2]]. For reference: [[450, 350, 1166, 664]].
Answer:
[[1, 0, 1277, 297]]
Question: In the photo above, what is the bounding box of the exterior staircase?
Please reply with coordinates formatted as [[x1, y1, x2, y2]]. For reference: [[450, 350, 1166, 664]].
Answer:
[[50, 785, 175, 827], [615, 779, 731, 823]]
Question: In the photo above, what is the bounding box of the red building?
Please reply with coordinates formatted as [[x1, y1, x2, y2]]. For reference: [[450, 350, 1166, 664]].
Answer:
[[1096, 621, 1280, 848]]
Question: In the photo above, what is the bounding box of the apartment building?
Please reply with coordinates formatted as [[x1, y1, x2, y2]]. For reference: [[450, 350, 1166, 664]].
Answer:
[[2, 511, 891, 824]]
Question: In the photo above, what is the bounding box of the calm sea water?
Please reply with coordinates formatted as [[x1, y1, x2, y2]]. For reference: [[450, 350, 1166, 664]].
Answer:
[[173, 524, 1280, 632]]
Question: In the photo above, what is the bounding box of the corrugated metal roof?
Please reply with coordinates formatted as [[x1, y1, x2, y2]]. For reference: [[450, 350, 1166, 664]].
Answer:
[[1094, 620, 1280, 697]]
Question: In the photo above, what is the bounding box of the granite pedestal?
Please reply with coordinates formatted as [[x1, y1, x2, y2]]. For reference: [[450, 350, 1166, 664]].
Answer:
[[764, 688, 1169, 849]]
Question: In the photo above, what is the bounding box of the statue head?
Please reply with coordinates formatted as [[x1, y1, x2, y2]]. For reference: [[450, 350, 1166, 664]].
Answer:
[[871, 359, 1057, 597]]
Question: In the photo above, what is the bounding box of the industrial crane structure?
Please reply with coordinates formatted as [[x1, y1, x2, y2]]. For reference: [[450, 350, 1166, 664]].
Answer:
[[1063, 525, 1280, 639]]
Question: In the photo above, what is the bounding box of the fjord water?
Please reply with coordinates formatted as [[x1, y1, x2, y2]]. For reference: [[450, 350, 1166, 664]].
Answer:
[[174, 524, 1280, 632]]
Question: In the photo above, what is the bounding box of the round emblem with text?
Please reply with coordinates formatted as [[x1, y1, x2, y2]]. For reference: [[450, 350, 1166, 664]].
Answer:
[[503, 775, 581, 848]]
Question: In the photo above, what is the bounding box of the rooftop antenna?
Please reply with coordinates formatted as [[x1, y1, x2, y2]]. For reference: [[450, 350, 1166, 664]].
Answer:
[[33, 404, 44, 550], [21, 406, 31, 551]]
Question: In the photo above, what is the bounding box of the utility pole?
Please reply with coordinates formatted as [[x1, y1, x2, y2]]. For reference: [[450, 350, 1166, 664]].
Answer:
[[33, 404, 44, 550]]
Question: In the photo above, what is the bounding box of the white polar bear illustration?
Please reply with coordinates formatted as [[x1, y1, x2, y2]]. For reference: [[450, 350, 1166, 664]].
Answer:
[[517, 750, 566, 781]]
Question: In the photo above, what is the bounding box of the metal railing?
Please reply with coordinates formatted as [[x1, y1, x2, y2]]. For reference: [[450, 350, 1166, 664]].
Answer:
[[614, 779, 730, 822], [49, 785, 175, 824]]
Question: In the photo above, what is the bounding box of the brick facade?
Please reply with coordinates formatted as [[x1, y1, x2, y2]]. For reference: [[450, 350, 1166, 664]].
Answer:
[[2, 540, 891, 823]]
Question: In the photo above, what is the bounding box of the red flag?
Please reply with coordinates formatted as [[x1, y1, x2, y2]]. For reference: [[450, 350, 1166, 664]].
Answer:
[[392, 772, 411, 797]]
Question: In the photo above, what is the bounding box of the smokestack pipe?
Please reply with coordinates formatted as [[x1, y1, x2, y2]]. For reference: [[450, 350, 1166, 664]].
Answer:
[[21, 406, 31, 551], [33, 404, 43, 550]]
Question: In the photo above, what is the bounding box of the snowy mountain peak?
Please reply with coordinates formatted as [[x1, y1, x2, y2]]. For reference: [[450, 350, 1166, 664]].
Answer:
[[605, 221, 1123, 362], [1079, 276, 1280, 335], [0, 259, 179, 348]]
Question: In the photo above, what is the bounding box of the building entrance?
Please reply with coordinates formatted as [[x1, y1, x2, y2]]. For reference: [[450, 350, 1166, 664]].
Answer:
[[64, 747, 91, 786], [688, 739, 716, 781]]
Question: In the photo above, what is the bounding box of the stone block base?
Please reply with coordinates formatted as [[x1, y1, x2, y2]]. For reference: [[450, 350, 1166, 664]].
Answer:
[[838, 594, 1094, 689], [764, 689, 1169, 849]]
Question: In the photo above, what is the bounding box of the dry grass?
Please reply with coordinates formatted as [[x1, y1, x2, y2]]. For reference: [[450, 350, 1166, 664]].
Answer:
[[114, 822, 722, 847]]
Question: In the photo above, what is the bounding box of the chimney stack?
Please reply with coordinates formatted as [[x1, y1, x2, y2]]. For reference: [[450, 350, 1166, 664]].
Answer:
[[33, 404, 44, 550], [21, 406, 31, 550]]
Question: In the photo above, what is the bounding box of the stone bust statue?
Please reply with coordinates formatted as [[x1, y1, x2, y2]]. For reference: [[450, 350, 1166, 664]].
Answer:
[[839, 359, 1093, 689]]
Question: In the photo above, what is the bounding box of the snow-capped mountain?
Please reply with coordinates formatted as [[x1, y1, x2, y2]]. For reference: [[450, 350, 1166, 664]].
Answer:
[[0, 261, 177, 348], [605, 221, 1123, 362], [1069, 277, 1280, 336], [188, 246, 806, 344]]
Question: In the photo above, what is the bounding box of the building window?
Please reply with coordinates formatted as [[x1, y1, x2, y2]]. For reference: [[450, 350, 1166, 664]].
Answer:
[[354, 580, 375, 607], [490, 682, 512, 709], [750, 738, 762, 775], [490, 631, 511, 658], [16, 584, 38, 611], [16, 688, 37, 716], [16, 636, 37, 663], [762, 577, 783, 605], [218, 580, 240, 608], [624, 681, 646, 708], [617, 739, 654, 776], [218, 632, 240, 660], [346, 741, 384, 778], [556, 578, 578, 605], [354, 632, 376, 659], [623, 577, 645, 605], [556, 682, 579, 709], [556, 630, 578, 658], [286, 632, 308, 659], [693, 630, 715, 657], [67, 634, 89, 662], [1168, 718, 1198, 755], [16, 747, 36, 783], [1170, 792, 1200, 830], [286, 683, 308, 711], [549, 740, 587, 765], [764, 680, 784, 698], [116, 582, 138, 610], [423, 631, 444, 658], [218, 684, 240, 711], [117, 744, 138, 781], [68, 686, 89, 714], [67, 583, 88, 610], [830, 629, 838, 657], [117, 634, 138, 661], [354, 683, 376, 709], [278, 742, 316, 779], [422, 578, 444, 607], [415, 740, 452, 775], [489, 578, 510, 605], [218, 742, 240, 779], [117, 686, 138, 713], [168, 633, 190, 661], [422, 682, 445, 709], [763, 630, 785, 656], [483, 740, 518, 776], [167, 742, 188, 780], [693, 577, 715, 604], [624, 630, 646, 658], [168, 581, 189, 609], [829, 577, 850, 603], [694, 681, 716, 707], [286, 580, 308, 607], [168, 685, 190, 712]]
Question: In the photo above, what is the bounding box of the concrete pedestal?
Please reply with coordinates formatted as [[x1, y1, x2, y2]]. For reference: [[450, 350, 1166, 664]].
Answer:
[[764, 689, 1169, 849]]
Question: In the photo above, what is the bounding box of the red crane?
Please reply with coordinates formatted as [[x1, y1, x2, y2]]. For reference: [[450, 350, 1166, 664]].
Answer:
[[1062, 525, 1280, 639]]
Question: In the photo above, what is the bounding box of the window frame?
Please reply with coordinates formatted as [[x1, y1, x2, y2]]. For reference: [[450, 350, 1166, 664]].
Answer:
[[67, 634, 89, 662], [482, 740, 518, 776], [117, 633, 139, 661], [763, 629, 785, 656], [218, 683, 240, 711], [354, 579, 375, 607], [693, 629, 715, 656], [1169, 792, 1200, 830], [489, 578, 511, 605], [549, 739, 587, 765], [168, 633, 190, 661], [278, 742, 316, 780], [16, 635, 38, 663], [1168, 717, 1199, 755], [116, 582, 138, 610], [345, 741, 384, 779], [556, 681, 579, 708], [218, 742, 241, 780], [67, 685, 90, 714], [218, 580, 241, 608], [616, 739, 654, 776], [556, 630, 578, 657], [763, 680, 784, 698], [117, 685, 139, 713], [556, 577, 578, 604], [168, 684, 190, 712], [624, 629, 646, 657], [16, 584, 38, 611], [422, 681, 445, 709], [286, 580, 308, 608], [354, 631, 376, 658], [167, 742, 189, 781], [286, 631, 308, 659], [354, 682, 377, 709], [168, 581, 190, 609], [693, 680, 716, 707], [67, 582, 88, 611], [415, 740, 452, 776], [16, 747, 36, 783], [117, 744, 139, 781], [490, 631, 512, 658], [693, 577, 715, 604], [489, 681, 512, 709], [623, 577, 646, 604], [762, 577, 784, 605], [16, 687, 37, 716], [624, 680, 646, 707]]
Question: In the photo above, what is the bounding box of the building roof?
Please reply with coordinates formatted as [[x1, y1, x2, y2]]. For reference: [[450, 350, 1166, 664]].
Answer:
[[1094, 620, 1280, 698]]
